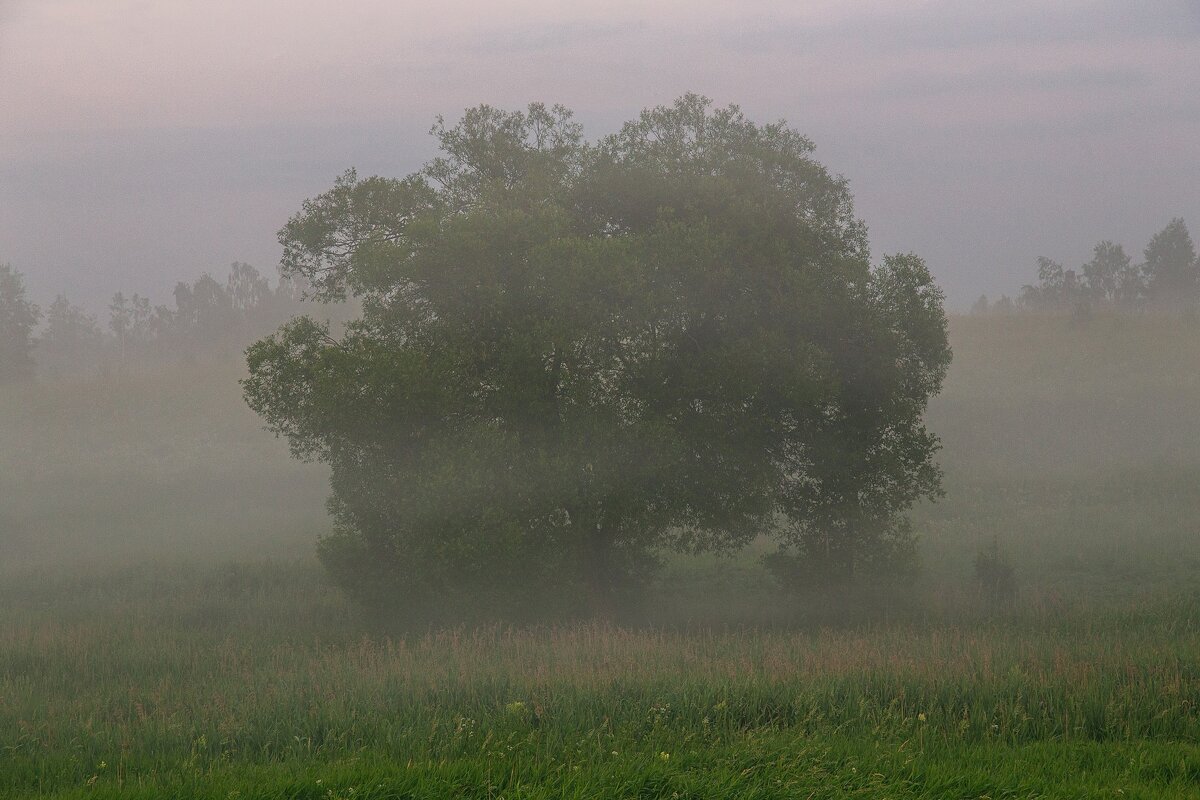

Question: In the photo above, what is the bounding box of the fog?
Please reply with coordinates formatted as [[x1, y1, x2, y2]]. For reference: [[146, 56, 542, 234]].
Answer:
[[3, 0, 1199, 310], [4, 4, 1200, 795]]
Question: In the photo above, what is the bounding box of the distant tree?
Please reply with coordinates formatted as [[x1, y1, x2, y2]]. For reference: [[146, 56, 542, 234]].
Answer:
[[262, 272, 312, 330], [1020, 257, 1063, 310], [1038, 257, 1066, 291], [971, 294, 989, 315], [0, 263, 40, 381], [1020, 257, 1089, 313], [1114, 258, 1146, 310], [130, 294, 153, 343], [96, 264, 299, 368], [226, 262, 296, 340], [108, 292, 131, 362], [1081, 240, 1129, 304], [992, 294, 1014, 313], [37, 294, 104, 376], [148, 302, 175, 346], [273, 272, 308, 305], [244, 96, 952, 619], [173, 273, 235, 350], [974, 536, 1015, 605], [108, 292, 154, 364], [1144, 218, 1197, 308], [227, 262, 269, 315]]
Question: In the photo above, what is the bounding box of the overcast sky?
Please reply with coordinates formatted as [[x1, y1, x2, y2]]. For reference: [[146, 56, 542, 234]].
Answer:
[[2, 0, 1199, 311]]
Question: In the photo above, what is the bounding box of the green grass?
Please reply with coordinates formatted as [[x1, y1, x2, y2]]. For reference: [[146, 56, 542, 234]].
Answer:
[[4, 312, 1200, 797], [3, 562, 1200, 798]]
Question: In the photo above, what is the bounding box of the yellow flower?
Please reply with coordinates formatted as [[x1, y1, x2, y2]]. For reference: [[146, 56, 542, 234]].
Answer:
[[659, 752, 671, 762], [918, 713, 927, 722]]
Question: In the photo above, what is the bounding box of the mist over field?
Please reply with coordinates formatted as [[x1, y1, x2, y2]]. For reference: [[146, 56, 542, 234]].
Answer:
[[3, 2, 1200, 798], [5, 312, 1199, 596]]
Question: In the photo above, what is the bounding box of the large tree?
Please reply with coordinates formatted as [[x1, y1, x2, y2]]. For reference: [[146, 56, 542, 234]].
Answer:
[[0, 263, 40, 382], [243, 96, 951, 618]]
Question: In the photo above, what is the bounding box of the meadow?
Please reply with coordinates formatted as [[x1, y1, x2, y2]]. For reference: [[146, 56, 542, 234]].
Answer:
[[2, 313, 1200, 798]]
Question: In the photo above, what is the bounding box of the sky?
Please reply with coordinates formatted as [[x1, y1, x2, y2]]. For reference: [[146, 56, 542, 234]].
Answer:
[[2, 0, 1199, 311]]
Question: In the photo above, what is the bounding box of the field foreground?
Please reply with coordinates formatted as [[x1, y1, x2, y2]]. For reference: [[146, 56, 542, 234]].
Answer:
[[3, 564, 1200, 799]]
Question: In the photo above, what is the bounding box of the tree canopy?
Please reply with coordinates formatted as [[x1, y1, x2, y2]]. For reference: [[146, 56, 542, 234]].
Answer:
[[242, 96, 952, 620], [1145, 218, 1198, 307]]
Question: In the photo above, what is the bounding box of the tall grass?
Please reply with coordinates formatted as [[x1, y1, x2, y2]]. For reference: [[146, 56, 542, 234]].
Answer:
[[2, 562, 1200, 797]]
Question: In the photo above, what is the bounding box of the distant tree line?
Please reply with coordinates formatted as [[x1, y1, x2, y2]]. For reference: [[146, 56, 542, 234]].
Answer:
[[972, 218, 1198, 315], [0, 261, 312, 381]]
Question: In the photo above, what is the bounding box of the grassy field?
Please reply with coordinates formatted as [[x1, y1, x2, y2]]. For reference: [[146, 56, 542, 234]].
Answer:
[[2, 313, 1200, 797]]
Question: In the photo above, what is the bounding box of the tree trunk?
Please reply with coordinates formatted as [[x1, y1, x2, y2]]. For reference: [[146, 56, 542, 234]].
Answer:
[[585, 524, 619, 619], [572, 505, 618, 618]]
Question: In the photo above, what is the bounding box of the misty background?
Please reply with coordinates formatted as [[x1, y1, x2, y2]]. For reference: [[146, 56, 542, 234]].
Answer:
[[6, 5, 1200, 794], [3, 0, 1199, 311]]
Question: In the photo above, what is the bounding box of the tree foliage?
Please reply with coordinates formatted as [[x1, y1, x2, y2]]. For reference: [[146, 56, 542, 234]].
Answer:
[[1020, 258, 1082, 311], [37, 295, 103, 377], [242, 96, 952, 619], [1082, 241, 1132, 306], [1144, 218, 1197, 307]]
